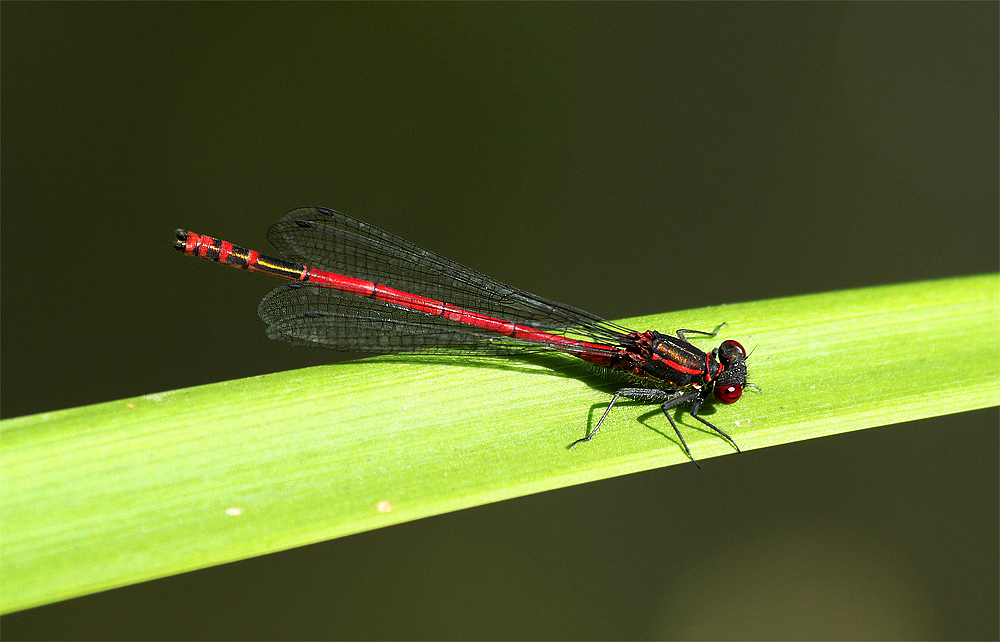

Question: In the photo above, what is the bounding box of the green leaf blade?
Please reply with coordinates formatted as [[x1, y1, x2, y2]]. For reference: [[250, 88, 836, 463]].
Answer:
[[2, 274, 998, 613]]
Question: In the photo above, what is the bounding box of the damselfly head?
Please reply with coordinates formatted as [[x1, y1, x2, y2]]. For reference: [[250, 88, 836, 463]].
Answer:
[[713, 339, 748, 404], [717, 339, 746, 365]]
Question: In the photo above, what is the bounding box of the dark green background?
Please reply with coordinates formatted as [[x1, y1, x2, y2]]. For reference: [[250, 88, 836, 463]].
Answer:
[[2, 3, 997, 639]]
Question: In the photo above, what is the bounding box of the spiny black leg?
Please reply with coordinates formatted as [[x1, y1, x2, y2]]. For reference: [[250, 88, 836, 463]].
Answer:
[[676, 322, 727, 342], [688, 397, 741, 453], [570, 385, 741, 465], [659, 390, 704, 467], [568, 390, 626, 448], [569, 388, 670, 448], [659, 404, 699, 468]]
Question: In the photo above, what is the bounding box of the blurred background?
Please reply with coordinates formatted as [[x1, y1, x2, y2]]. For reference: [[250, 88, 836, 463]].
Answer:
[[2, 3, 996, 639]]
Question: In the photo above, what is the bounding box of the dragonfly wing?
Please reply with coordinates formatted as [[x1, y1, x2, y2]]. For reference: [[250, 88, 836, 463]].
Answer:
[[266, 207, 627, 342], [259, 282, 622, 358]]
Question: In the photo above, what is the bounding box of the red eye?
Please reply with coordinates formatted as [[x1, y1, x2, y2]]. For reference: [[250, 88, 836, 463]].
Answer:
[[721, 339, 746, 358], [714, 384, 743, 404]]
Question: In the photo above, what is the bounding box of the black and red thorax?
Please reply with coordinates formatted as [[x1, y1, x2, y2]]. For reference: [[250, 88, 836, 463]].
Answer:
[[601, 331, 748, 404]]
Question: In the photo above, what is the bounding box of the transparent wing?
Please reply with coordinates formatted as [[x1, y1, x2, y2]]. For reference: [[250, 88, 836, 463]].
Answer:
[[258, 282, 623, 359], [265, 207, 629, 343]]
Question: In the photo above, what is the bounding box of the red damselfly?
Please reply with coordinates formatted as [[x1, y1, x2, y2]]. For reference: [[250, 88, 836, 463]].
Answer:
[[175, 207, 752, 465]]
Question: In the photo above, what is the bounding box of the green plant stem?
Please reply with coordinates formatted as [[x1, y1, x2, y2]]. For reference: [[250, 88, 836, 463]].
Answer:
[[2, 274, 998, 613]]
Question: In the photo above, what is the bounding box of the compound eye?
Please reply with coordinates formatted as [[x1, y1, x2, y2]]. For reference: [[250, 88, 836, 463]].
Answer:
[[714, 384, 743, 404], [720, 339, 746, 358]]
